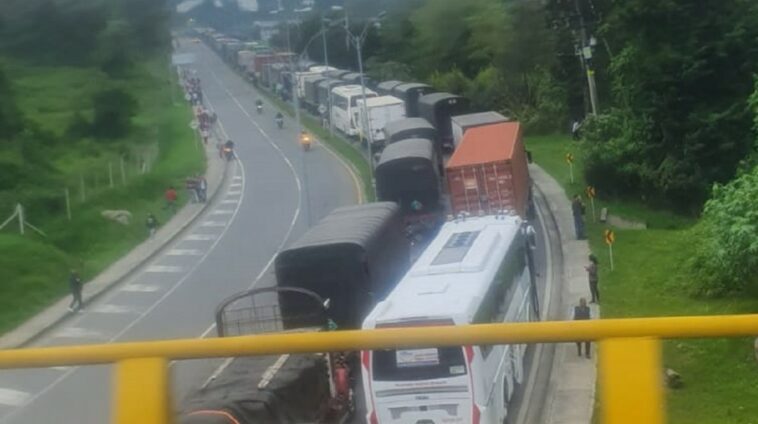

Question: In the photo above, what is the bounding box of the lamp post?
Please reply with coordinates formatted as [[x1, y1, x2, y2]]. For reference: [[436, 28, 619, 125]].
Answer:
[[342, 12, 385, 190]]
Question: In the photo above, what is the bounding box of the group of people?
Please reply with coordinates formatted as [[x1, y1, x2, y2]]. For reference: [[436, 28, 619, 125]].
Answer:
[[571, 189, 600, 358], [183, 72, 204, 106], [186, 174, 208, 203]]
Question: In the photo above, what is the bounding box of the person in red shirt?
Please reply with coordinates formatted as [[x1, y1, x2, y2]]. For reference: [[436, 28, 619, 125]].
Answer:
[[164, 186, 178, 212]]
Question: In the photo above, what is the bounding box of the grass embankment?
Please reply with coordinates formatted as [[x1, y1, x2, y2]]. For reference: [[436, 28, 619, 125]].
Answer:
[[526, 135, 758, 423], [258, 90, 374, 202], [0, 60, 204, 335]]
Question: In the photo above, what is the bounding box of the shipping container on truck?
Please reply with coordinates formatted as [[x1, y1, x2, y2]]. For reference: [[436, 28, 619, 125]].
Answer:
[[294, 66, 335, 99], [356, 95, 407, 145], [418, 92, 470, 151], [274, 203, 410, 330], [392, 83, 435, 117], [324, 69, 351, 79], [451, 111, 510, 148], [376, 80, 404, 96], [445, 122, 530, 218]]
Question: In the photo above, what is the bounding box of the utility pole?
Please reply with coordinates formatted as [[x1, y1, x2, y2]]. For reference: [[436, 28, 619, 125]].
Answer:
[[321, 16, 334, 137], [573, 0, 599, 116]]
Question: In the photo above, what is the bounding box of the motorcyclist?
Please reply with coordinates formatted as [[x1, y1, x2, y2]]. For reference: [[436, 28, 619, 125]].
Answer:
[[275, 112, 284, 129], [223, 139, 235, 160], [300, 130, 312, 151], [256, 99, 263, 114]]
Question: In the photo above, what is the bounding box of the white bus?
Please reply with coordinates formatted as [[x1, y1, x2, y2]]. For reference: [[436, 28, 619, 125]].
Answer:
[[361, 214, 536, 424], [331, 84, 377, 137]]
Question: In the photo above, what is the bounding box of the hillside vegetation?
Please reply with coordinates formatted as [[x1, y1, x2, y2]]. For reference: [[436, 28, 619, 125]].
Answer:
[[0, 0, 203, 334]]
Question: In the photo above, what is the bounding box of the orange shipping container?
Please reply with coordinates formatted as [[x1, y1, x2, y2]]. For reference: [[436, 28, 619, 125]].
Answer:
[[445, 122, 530, 217]]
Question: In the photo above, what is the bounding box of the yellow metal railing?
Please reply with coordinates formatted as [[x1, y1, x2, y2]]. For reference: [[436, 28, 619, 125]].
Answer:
[[2, 314, 758, 424]]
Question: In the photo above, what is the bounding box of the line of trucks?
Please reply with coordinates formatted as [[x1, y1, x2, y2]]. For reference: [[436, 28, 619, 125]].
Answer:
[[180, 29, 537, 424]]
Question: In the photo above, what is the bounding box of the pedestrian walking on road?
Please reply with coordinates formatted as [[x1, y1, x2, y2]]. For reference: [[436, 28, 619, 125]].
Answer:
[[197, 175, 208, 203], [164, 186, 178, 212], [146, 213, 158, 238], [68, 270, 84, 312], [585, 254, 600, 303], [571, 195, 586, 239], [573, 298, 591, 358]]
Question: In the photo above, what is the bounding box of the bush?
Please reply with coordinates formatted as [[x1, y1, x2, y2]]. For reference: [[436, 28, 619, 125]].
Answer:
[[688, 165, 758, 295], [91, 88, 137, 139]]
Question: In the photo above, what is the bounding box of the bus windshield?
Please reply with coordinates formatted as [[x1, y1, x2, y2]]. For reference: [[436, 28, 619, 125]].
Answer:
[[372, 346, 467, 381]]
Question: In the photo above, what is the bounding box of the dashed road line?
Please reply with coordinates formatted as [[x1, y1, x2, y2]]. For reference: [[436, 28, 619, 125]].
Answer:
[[145, 265, 184, 273], [210, 209, 234, 215], [220, 199, 238, 204], [184, 234, 216, 241], [0, 388, 30, 407], [166, 248, 204, 256], [201, 221, 227, 227], [54, 327, 103, 339], [120, 284, 160, 293], [91, 304, 138, 314]]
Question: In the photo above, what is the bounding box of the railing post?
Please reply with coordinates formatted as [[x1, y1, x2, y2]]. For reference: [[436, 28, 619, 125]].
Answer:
[[112, 357, 172, 424], [599, 337, 664, 424]]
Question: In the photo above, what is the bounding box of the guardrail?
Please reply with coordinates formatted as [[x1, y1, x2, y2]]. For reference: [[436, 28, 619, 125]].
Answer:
[[2, 314, 758, 423]]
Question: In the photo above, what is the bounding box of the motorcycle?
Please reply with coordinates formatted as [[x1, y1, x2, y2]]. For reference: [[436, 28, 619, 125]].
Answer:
[[300, 133, 312, 151], [256, 104, 263, 114], [223, 146, 234, 161], [276, 117, 284, 129]]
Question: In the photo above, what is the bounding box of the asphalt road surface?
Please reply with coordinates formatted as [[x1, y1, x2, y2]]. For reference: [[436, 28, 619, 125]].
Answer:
[[0, 40, 357, 424]]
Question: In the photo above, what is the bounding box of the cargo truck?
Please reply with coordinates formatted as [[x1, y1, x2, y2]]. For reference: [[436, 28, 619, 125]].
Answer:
[[445, 122, 531, 218], [451, 111, 509, 148], [392, 83, 435, 117], [356, 95, 407, 146], [418, 92, 470, 150]]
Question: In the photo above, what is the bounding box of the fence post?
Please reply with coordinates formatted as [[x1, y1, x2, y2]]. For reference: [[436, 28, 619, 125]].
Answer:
[[65, 188, 72, 221], [109, 162, 114, 188], [120, 157, 126, 186], [17, 204, 24, 235], [80, 174, 86, 203]]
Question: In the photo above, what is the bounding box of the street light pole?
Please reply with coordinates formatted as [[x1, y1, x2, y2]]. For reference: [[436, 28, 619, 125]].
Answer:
[[354, 35, 374, 187], [321, 17, 334, 137]]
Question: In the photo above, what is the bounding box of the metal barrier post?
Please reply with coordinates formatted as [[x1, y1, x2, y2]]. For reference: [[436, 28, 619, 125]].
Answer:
[[600, 337, 664, 424], [112, 357, 172, 424]]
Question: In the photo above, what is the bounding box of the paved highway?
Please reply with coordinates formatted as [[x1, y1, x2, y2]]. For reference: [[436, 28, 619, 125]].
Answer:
[[0, 40, 357, 424]]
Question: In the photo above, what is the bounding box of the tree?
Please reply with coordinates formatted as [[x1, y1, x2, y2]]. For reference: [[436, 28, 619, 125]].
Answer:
[[91, 88, 138, 139], [0, 67, 22, 140]]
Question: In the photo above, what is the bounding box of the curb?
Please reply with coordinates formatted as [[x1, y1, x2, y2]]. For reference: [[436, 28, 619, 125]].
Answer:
[[0, 138, 228, 349]]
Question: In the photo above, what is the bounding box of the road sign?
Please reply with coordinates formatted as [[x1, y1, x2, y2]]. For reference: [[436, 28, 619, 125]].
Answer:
[[604, 229, 615, 245], [586, 186, 596, 198], [565, 153, 575, 164]]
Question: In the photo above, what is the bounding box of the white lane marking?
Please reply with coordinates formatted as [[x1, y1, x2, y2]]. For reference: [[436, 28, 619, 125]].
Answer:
[[201, 220, 227, 227], [166, 249, 204, 256], [54, 327, 103, 339], [229, 182, 242, 188], [210, 209, 234, 215], [226, 190, 242, 195], [233, 175, 242, 181], [120, 284, 160, 293], [221, 199, 238, 204], [0, 388, 30, 407], [145, 265, 184, 273], [48, 367, 71, 372], [91, 304, 137, 314], [184, 234, 216, 241]]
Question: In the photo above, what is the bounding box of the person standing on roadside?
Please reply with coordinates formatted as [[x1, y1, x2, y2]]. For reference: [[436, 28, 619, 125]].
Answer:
[[571, 194, 586, 239], [571, 120, 581, 140], [585, 254, 600, 303], [198, 174, 208, 203], [164, 186, 178, 212], [573, 298, 591, 358], [146, 213, 158, 238], [68, 270, 84, 312]]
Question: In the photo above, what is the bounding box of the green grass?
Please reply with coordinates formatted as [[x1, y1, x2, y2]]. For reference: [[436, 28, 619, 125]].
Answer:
[[256, 89, 374, 202], [526, 134, 758, 423], [0, 59, 204, 335]]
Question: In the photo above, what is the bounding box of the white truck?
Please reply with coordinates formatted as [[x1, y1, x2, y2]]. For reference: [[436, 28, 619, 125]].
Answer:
[[356, 95, 406, 146], [294, 66, 336, 100], [331, 85, 378, 137]]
